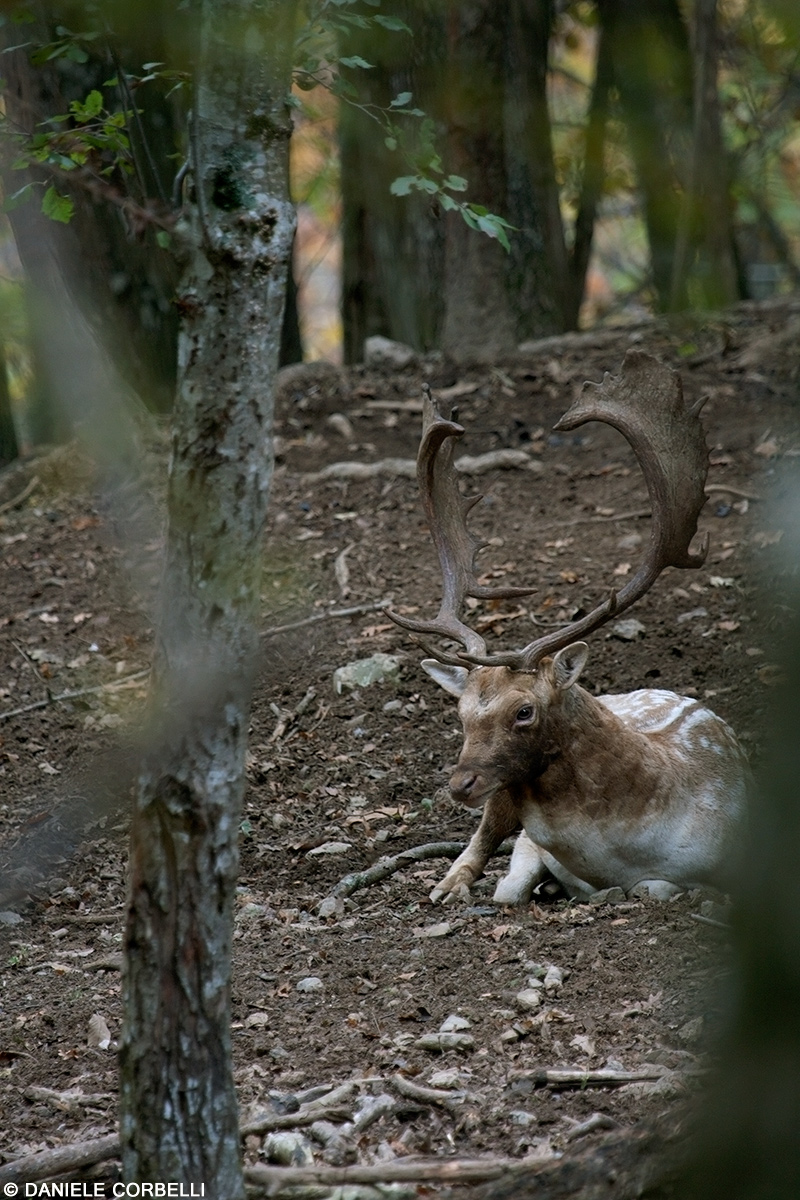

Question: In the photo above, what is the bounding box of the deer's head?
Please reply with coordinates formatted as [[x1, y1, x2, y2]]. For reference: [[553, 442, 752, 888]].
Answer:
[[389, 351, 711, 805]]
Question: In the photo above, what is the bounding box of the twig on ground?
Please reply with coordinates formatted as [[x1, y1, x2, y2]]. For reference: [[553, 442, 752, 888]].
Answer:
[[563, 1112, 619, 1141], [318, 842, 469, 916], [0, 474, 40, 516], [0, 669, 150, 723], [244, 1155, 552, 1192], [391, 1073, 463, 1113], [705, 483, 761, 500], [262, 600, 391, 638], [512, 1066, 669, 1090], [0, 1134, 120, 1187], [269, 686, 317, 742], [690, 912, 729, 929]]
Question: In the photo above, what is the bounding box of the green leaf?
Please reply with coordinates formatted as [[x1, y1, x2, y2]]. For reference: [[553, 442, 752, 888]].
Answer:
[[390, 175, 416, 196], [338, 55, 374, 69], [41, 185, 74, 224], [155, 230, 172, 249], [444, 174, 468, 192], [390, 91, 413, 108], [373, 14, 412, 32], [82, 89, 103, 118], [384, 136, 397, 151]]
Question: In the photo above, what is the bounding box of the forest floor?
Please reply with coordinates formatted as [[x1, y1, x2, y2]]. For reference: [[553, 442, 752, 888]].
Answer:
[[0, 299, 798, 1197]]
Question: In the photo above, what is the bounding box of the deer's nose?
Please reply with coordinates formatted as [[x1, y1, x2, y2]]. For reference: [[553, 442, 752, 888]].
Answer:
[[450, 769, 481, 807]]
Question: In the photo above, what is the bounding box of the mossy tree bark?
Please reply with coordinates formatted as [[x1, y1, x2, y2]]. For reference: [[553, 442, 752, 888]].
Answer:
[[118, 2, 296, 1195]]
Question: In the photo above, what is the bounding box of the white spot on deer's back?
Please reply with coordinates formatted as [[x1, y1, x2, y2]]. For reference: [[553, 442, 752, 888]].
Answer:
[[599, 690, 696, 734]]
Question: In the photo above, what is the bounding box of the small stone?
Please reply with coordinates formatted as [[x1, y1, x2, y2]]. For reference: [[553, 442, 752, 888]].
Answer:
[[440, 1014, 471, 1032], [428, 1068, 464, 1089], [0, 911, 23, 926], [629, 880, 683, 901], [364, 335, 416, 369], [499, 1028, 521, 1044], [609, 618, 646, 641], [296, 976, 325, 994], [333, 653, 402, 694], [263, 1131, 314, 1166], [412, 921, 454, 939], [588, 886, 627, 906], [515, 989, 543, 1012], [677, 1016, 704, 1044], [543, 965, 564, 994], [307, 841, 352, 856], [510, 1109, 537, 1126], [416, 1031, 475, 1052]]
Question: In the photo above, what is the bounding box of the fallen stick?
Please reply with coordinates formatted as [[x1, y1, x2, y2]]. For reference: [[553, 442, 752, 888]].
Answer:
[[513, 1066, 668, 1090], [262, 599, 391, 638], [318, 842, 468, 915], [240, 1105, 352, 1137], [392, 1072, 462, 1112], [0, 1134, 120, 1187], [0, 473, 40, 516], [244, 1155, 551, 1192], [304, 449, 536, 483], [0, 669, 150, 723]]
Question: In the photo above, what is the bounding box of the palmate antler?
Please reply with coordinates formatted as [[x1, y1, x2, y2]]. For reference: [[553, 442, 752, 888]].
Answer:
[[390, 350, 710, 671]]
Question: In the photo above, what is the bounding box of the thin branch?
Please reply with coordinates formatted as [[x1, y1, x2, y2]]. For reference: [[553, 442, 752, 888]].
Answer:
[[0, 474, 39, 515], [0, 1135, 120, 1187], [244, 1155, 552, 1192], [261, 599, 391, 638], [320, 842, 469, 910], [0, 669, 149, 724]]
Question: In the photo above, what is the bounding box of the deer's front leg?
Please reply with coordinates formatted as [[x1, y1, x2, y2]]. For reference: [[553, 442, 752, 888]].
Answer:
[[430, 791, 521, 903]]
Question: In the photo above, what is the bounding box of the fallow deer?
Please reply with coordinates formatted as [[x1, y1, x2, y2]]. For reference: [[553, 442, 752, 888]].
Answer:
[[390, 351, 751, 905]]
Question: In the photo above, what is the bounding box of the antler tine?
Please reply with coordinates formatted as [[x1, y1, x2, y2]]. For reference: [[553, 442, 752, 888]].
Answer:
[[465, 350, 710, 672], [388, 384, 536, 661]]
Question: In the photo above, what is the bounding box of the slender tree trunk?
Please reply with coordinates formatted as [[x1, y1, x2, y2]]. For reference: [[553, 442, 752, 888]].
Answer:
[[441, 0, 566, 361], [670, 0, 741, 310], [119, 2, 296, 1194], [565, 20, 613, 327], [340, 0, 446, 361], [0, 341, 19, 465], [599, 0, 694, 310], [340, 0, 567, 362]]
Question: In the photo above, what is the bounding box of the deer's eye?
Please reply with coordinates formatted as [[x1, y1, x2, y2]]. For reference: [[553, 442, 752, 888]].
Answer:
[[515, 705, 535, 725]]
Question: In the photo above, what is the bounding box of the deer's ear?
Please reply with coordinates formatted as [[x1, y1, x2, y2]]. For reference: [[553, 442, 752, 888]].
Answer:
[[551, 642, 589, 691], [421, 659, 470, 697]]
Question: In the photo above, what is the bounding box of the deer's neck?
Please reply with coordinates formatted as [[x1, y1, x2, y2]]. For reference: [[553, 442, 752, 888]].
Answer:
[[514, 685, 668, 818]]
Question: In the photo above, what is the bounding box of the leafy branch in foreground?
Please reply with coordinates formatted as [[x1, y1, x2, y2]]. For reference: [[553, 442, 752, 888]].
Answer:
[[292, 0, 515, 251]]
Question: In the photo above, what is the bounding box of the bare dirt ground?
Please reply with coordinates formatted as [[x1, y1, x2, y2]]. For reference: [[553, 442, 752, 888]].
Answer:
[[0, 300, 798, 1195]]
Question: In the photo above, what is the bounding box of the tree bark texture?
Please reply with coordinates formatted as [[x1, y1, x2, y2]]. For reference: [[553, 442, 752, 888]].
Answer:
[[340, 0, 567, 363], [340, 0, 447, 360], [119, 2, 296, 1196], [440, 0, 568, 360], [0, 340, 19, 464], [598, 0, 694, 310], [670, 0, 741, 310]]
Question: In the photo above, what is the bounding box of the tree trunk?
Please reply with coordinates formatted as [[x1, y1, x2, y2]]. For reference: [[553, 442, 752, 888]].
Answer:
[[565, 20, 614, 327], [339, 0, 447, 361], [118, 1, 296, 1194], [670, 0, 741, 310], [0, 341, 19, 465], [599, 0, 694, 311], [441, 0, 567, 361], [340, 0, 567, 362]]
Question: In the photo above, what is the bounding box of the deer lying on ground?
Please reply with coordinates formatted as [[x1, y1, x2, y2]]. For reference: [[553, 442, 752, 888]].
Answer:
[[390, 351, 751, 905]]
